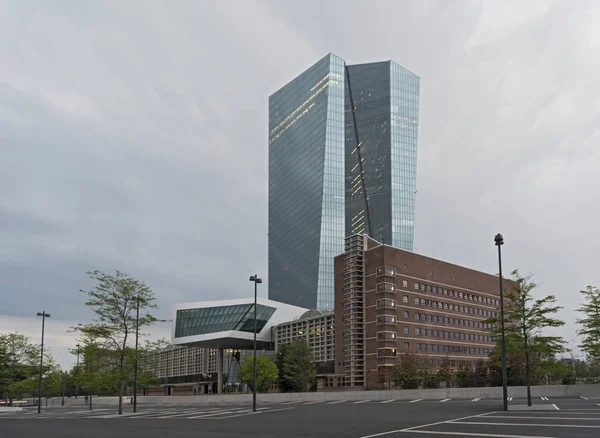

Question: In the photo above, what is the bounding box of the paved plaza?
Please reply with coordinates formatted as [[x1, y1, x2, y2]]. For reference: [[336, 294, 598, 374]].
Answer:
[[1, 396, 598, 437]]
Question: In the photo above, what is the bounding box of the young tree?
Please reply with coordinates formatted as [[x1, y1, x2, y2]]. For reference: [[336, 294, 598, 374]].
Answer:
[[421, 364, 441, 388], [0, 332, 39, 402], [576, 286, 600, 363], [237, 355, 278, 393], [74, 270, 164, 414], [76, 337, 110, 410], [455, 365, 474, 388], [275, 344, 294, 392], [278, 340, 316, 392], [485, 270, 565, 406], [437, 356, 452, 388], [392, 353, 421, 389]]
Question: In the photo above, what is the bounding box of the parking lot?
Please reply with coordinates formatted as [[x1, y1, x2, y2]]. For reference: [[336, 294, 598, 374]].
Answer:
[[1, 396, 598, 437]]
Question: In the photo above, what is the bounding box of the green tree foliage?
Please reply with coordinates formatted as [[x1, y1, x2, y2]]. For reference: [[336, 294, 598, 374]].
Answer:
[[392, 353, 421, 389], [0, 332, 39, 401], [75, 337, 113, 410], [437, 357, 452, 388], [237, 355, 278, 393], [577, 286, 600, 363], [276, 340, 316, 392], [275, 344, 294, 393], [73, 270, 164, 414], [485, 270, 565, 406]]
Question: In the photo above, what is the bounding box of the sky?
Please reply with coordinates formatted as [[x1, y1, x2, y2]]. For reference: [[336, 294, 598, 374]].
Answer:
[[1, 0, 599, 370]]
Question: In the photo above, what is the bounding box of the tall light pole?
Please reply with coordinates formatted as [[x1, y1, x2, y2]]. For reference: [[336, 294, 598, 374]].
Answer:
[[249, 274, 262, 413], [495, 233, 509, 412], [133, 295, 140, 413], [36, 311, 51, 414], [75, 343, 80, 399]]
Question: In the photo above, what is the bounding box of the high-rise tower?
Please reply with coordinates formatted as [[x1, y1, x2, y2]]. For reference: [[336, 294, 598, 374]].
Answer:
[[269, 54, 420, 310]]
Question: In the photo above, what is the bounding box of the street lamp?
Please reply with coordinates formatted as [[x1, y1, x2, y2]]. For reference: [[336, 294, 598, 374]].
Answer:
[[249, 274, 262, 413], [75, 343, 80, 399], [36, 311, 51, 414], [495, 233, 509, 412], [133, 295, 140, 413]]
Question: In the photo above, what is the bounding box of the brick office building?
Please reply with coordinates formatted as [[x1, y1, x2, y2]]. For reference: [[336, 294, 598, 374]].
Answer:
[[334, 234, 507, 390]]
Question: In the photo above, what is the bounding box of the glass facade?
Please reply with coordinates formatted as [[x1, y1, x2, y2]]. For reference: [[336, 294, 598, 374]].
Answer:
[[174, 304, 276, 338], [269, 54, 419, 310], [269, 54, 345, 310], [345, 61, 420, 250]]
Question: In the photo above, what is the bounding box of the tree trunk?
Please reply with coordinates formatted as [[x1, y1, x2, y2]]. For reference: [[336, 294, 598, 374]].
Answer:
[[118, 380, 124, 415], [525, 343, 532, 406], [118, 358, 124, 415], [89, 393, 93, 411]]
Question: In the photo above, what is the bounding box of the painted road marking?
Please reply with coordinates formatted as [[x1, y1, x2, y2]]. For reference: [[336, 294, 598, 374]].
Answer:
[[508, 397, 513, 401], [155, 408, 223, 419], [481, 415, 599, 420], [552, 404, 560, 410], [397, 431, 557, 437], [303, 400, 324, 405], [453, 420, 600, 429], [380, 399, 396, 404], [540, 396, 549, 400], [187, 409, 248, 419], [215, 406, 292, 420], [408, 399, 422, 403], [471, 398, 481, 402], [357, 412, 494, 438], [327, 400, 345, 404], [439, 398, 451, 403], [354, 400, 371, 404], [580, 396, 588, 400]]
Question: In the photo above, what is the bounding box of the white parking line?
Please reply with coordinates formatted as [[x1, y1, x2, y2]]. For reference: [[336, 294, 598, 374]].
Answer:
[[452, 421, 600, 429], [187, 409, 248, 419], [471, 398, 481, 402], [482, 415, 598, 420], [155, 408, 223, 419], [354, 400, 370, 404], [580, 396, 588, 400], [398, 431, 556, 437], [508, 396, 513, 401], [303, 400, 324, 405], [215, 407, 293, 420], [439, 398, 451, 403], [327, 400, 345, 404], [357, 412, 493, 438], [540, 396, 549, 400], [408, 399, 422, 403], [280, 401, 302, 405], [552, 404, 560, 411], [380, 399, 396, 404]]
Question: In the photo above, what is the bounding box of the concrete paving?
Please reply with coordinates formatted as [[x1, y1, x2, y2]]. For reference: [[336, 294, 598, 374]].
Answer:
[[0, 397, 597, 438]]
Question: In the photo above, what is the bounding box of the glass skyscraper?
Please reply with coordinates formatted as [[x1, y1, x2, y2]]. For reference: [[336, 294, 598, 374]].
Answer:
[[269, 54, 420, 310]]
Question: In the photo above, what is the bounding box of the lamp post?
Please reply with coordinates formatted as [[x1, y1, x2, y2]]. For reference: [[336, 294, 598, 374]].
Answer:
[[133, 295, 140, 413], [495, 233, 509, 412], [36, 311, 51, 414], [75, 343, 80, 399], [249, 274, 262, 413]]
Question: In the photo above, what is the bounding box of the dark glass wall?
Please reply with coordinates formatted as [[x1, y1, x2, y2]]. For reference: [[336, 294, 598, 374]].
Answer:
[[268, 54, 345, 310], [345, 61, 419, 251], [174, 304, 276, 338]]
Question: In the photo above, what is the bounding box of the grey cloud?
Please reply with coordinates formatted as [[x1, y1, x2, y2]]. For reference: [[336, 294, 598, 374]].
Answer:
[[1, 0, 599, 368]]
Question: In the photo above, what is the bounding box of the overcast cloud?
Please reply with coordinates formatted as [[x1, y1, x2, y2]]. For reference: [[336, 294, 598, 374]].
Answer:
[[1, 0, 599, 369]]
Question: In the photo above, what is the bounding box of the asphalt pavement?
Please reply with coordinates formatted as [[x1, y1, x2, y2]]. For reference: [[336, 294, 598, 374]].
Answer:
[[1, 396, 598, 438]]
